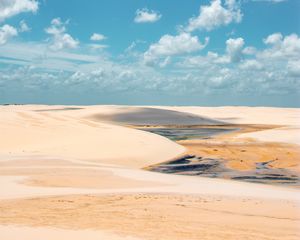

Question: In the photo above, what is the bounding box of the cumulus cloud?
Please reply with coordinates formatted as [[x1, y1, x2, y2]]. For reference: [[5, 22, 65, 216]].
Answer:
[[0, 24, 18, 45], [287, 60, 300, 77], [177, 51, 226, 68], [0, 0, 38, 22], [242, 46, 257, 55], [226, 37, 245, 62], [134, 8, 162, 23], [90, 33, 106, 41], [239, 59, 263, 70], [173, 32, 300, 95], [256, 33, 300, 79], [186, 0, 242, 32], [45, 18, 79, 51], [0, 30, 299, 102], [260, 33, 300, 59], [144, 32, 209, 65], [263, 32, 283, 46], [159, 56, 171, 68]]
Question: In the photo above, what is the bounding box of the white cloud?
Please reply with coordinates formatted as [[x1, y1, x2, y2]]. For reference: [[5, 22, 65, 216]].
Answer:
[[88, 43, 108, 50], [45, 18, 79, 51], [19, 19, 30, 32], [134, 8, 162, 23], [0, 24, 18, 45], [159, 56, 171, 68], [51, 18, 62, 26], [278, 34, 300, 56], [287, 60, 300, 77], [174, 32, 300, 94], [0, 0, 38, 22], [186, 0, 242, 32], [239, 59, 263, 70], [226, 37, 244, 62], [242, 46, 256, 55], [90, 33, 106, 41], [263, 32, 282, 46], [0, 30, 299, 100], [0, 41, 110, 74], [144, 32, 209, 64], [260, 33, 300, 59]]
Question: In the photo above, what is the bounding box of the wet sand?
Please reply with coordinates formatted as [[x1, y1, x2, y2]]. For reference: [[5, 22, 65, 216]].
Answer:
[[145, 125, 300, 186]]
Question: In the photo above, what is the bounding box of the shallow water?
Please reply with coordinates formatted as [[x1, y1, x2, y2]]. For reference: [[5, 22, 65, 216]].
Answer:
[[139, 127, 236, 141], [150, 154, 300, 187], [144, 127, 300, 187]]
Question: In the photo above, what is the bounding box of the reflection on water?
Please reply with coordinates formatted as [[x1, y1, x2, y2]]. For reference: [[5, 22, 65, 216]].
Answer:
[[139, 127, 236, 141]]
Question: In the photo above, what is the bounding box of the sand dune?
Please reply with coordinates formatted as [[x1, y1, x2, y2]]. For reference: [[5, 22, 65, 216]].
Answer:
[[0, 105, 185, 168], [88, 106, 225, 126], [0, 105, 299, 240], [237, 126, 300, 145], [152, 106, 300, 125]]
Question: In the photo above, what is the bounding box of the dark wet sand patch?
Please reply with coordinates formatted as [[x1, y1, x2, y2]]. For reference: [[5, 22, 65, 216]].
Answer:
[[140, 124, 300, 187], [148, 154, 300, 186]]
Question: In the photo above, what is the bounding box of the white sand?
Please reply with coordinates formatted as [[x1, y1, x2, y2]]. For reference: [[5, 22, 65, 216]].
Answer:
[[0, 105, 299, 239], [0, 105, 185, 168]]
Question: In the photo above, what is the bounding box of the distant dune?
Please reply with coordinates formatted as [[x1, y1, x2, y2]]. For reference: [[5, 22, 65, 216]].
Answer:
[[89, 106, 225, 126]]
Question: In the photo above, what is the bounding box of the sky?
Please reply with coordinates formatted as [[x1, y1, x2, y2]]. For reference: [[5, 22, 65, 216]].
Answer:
[[0, 0, 299, 107]]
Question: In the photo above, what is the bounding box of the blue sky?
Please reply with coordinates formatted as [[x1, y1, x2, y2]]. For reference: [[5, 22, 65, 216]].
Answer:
[[0, 0, 299, 106]]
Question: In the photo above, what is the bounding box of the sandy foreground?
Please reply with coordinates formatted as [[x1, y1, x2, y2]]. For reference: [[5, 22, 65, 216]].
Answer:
[[0, 105, 299, 240]]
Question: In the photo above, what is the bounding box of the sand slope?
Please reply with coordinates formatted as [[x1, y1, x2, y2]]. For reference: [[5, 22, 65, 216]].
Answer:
[[0, 105, 185, 168]]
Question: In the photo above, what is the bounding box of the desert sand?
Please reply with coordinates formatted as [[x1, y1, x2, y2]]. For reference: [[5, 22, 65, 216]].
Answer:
[[0, 105, 299, 240]]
